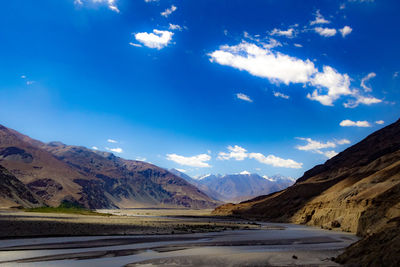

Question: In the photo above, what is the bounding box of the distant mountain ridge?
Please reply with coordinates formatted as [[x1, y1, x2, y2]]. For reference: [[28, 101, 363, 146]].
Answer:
[[170, 169, 294, 203], [0, 125, 218, 209]]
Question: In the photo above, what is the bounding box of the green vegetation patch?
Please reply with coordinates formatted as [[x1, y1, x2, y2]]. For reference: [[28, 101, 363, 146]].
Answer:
[[25, 202, 110, 216]]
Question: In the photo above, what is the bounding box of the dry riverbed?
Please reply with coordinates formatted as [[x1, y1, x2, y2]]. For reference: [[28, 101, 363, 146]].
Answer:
[[0, 208, 359, 266]]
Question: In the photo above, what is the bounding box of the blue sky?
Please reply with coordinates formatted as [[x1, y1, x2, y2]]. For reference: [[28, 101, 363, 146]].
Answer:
[[0, 0, 399, 178]]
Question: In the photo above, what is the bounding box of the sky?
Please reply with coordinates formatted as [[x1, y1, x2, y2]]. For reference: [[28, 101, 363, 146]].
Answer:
[[0, 0, 399, 179]]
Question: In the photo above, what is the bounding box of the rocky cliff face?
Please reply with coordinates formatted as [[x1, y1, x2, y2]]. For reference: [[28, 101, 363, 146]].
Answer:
[[0, 164, 42, 208], [0, 125, 218, 209], [212, 118, 400, 266]]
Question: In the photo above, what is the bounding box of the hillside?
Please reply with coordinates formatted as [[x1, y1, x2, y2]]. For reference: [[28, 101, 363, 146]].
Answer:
[[213, 118, 400, 266], [0, 125, 218, 209], [0, 164, 43, 208]]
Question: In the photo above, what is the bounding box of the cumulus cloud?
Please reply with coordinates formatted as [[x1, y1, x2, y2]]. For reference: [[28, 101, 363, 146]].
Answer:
[[248, 153, 303, 169], [209, 40, 381, 107], [270, 28, 295, 38], [375, 120, 384, 125], [167, 153, 211, 168], [310, 10, 331, 25], [273, 91, 290, 99], [107, 139, 118, 143], [161, 5, 177, 17], [315, 27, 337, 37], [307, 66, 352, 106], [340, 26, 353, 37], [236, 93, 253, 102], [296, 137, 350, 159], [106, 147, 123, 153], [209, 41, 316, 85], [360, 72, 376, 92], [218, 145, 248, 161], [340, 119, 371, 127], [134, 30, 173, 49], [218, 145, 302, 169]]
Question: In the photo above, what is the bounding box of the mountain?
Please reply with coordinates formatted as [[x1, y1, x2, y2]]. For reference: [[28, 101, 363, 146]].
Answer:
[[0, 164, 43, 208], [0, 125, 218, 209], [213, 119, 400, 266], [172, 170, 294, 203]]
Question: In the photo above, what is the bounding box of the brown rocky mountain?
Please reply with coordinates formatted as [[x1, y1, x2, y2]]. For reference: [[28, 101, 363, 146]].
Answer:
[[0, 125, 218, 209], [213, 118, 400, 266], [0, 164, 43, 208]]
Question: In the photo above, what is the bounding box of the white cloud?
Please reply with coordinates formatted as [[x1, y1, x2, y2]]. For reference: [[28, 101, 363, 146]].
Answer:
[[249, 153, 303, 169], [308, 66, 352, 106], [294, 43, 303, 48], [343, 92, 382, 108], [310, 10, 331, 25], [340, 26, 353, 37], [144, 0, 158, 2], [394, 71, 399, 78], [168, 23, 182, 31], [296, 137, 336, 151], [161, 5, 177, 18], [218, 145, 248, 161], [218, 145, 302, 169], [167, 153, 211, 168], [270, 28, 295, 38], [92, 146, 98, 150], [336, 139, 351, 145], [340, 3, 346, 9], [239, 170, 251, 175], [74, 0, 83, 5], [175, 168, 186, 173], [273, 91, 290, 99], [315, 27, 337, 37], [340, 119, 371, 127], [106, 147, 123, 153], [21, 75, 26, 79], [375, 120, 384, 125], [26, 81, 35, 85], [209, 41, 380, 107], [107, 139, 118, 143], [129, 42, 142, 47], [135, 157, 147, 161], [209, 41, 317, 85], [134, 30, 173, 49], [236, 93, 253, 102], [360, 72, 376, 92], [93, 0, 119, 12], [322, 150, 338, 158], [296, 137, 350, 159]]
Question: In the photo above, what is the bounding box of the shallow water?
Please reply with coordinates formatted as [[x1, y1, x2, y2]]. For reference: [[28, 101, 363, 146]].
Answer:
[[0, 222, 358, 266]]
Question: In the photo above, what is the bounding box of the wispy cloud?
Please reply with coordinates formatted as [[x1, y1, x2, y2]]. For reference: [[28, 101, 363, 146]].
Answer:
[[375, 120, 384, 125], [166, 153, 211, 168], [273, 91, 290, 99], [296, 137, 350, 159], [236, 93, 253, 102], [339, 119, 371, 127], [106, 147, 123, 153], [92, 146, 98, 150], [161, 5, 177, 18], [270, 28, 295, 38], [360, 72, 376, 92], [107, 139, 118, 143], [218, 145, 302, 169], [134, 30, 173, 49], [310, 10, 330, 25], [168, 23, 182, 31], [76, 0, 120, 13]]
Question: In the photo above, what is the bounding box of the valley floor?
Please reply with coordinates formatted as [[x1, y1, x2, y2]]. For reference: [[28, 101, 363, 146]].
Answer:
[[0, 209, 359, 266]]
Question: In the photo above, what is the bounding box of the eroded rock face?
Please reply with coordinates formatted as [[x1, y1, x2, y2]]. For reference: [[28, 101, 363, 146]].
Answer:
[[0, 165, 42, 208], [27, 179, 63, 201]]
